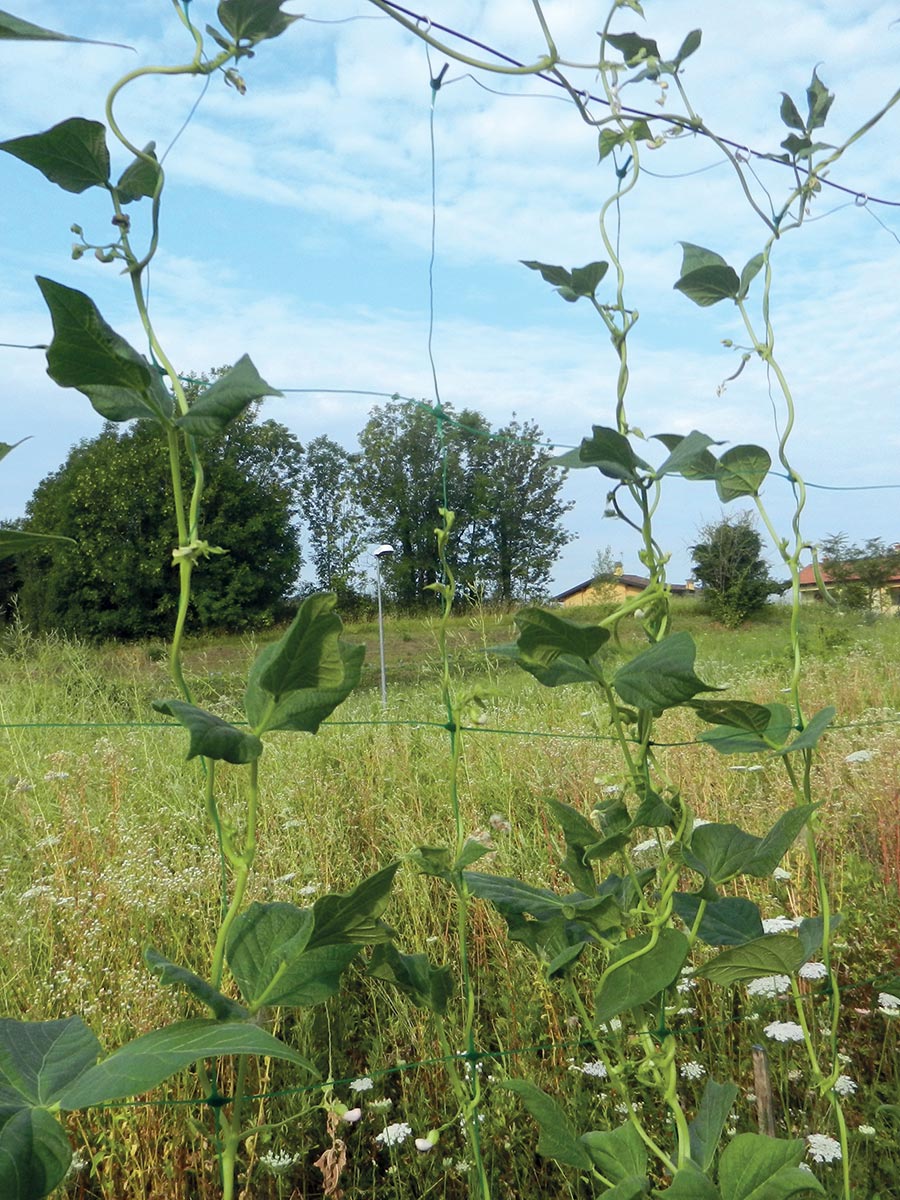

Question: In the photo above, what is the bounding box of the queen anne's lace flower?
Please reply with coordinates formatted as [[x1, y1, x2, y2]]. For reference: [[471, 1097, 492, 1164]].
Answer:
[[844, 749, 873, 764], [833, 1075, 857, 1097], [877, 992, 900, 1015], [764, 1020, 805, 1043], [349, 1076, 374, 1093], [799, 961, 828, 981], [680, 1061, 706, 1080], [376, 1122, 412, 1148], [747, 974, 790, 998], [571, 1059, 608, 1078], [806, 1133, 842, 1163], [762, 915, 802, 934]]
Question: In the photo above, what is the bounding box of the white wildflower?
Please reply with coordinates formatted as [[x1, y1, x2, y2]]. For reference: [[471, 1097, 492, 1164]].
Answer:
[[844, 749, 873, 764], [349, 1076, 374, 1093], [806, 1133, 842, 1164], [369, 1097, 393, 1112], [376, 1122, 412, 1148], [764, 1021, 805, 1043], [747, 974, 790, 998], [728, 764, 764, 772], [773, 866, 792, 881], [680, 1061, 706, 1080], [259, 1150, 302, 1175], [762, 915, 802, 933], [833, 1075, 857, 1097], [799, 961, 828, 981], [877, 992, 900, 1012], [858, 1125, 875, 1137], [571, 1059, 607, 1079], [298, 883, 318, 896], [42, 770, 70, 782]]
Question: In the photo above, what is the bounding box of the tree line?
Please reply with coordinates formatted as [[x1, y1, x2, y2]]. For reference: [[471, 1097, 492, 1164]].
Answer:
[[1, 379, 572, 639]]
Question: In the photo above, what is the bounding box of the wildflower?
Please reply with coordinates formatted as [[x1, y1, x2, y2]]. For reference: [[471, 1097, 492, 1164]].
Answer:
[[747, 975, 790, 998], [728, 764, 764, 772], [806, 1133, 842, 1164], [833, 1075, 857, 1097], [570, 1059, 607, 1079], [349, 1076, 374, 1093], [799, 961, 828, 981], [858, 1125, 875, 1137], [259, 1150, 302, 1175], [376, 1122, 412, 1148], [877, 992, 900, 1013], [680, 1061, 706, 1080], [844, 749, 873, 764], [488, 813, 512, 833], [762, 916, 802, 934], [341, 1107, 363, 1124], [773, 866, 792, 881], [66, 1152, 88, 1178], [369, 1098, 393, 1113], [42, 770, 70, 782], [764, 1021, 805, 1043], [298, 883, 318, 896]]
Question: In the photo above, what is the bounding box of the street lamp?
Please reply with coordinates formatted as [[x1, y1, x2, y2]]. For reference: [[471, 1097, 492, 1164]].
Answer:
[[373, 544, 394, 708]]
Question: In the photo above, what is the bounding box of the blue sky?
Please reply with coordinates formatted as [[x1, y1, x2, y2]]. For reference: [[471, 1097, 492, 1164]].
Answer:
[[2, 1, 899, 594]]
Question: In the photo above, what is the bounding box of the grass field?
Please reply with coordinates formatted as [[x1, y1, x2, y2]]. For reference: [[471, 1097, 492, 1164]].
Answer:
[[1, 601, 899, 1198]]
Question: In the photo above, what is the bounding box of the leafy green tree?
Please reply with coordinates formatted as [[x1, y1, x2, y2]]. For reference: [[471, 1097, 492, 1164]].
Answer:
[[297, 434, 367, 607], [16, 405, 304, 640], [820, 533, 900, 612], [691, 513, 782, 626]]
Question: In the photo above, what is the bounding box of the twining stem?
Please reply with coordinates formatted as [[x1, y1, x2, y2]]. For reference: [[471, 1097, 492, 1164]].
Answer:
[[210, 758, 260, 990]]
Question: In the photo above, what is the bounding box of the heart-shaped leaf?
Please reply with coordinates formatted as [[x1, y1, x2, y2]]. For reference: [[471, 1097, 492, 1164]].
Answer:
[[502, 1079, 592, 1169], [715, 445, 771, 502], [718, 1133, 823, 1200], [217, 0, 301, 45], [0, 118, 109, 193], [116, 144, 161, 204], [614, 631, 719, 713], [653, 430, 720, 479], [174, 355, 281, 436], [674, 243, 740, 307], [694, 935, 807, 987], [0, 1017, 101, 1106], [368, 944, 454, 1016], [0, 1108, 73, 1200], [152, 700, 263, 764], [595, 928, 690, 1022], [673, 894, 764, 946]]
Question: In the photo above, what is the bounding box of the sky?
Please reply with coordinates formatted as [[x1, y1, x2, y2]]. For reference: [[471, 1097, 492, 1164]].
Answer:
[[2, 0, 899, 596]]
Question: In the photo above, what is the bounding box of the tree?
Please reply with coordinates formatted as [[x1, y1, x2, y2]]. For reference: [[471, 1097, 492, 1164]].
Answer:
[[297, 434, 367, 607], [355, 401, 571, 607], [467, 418, 573, 603], [590, 544, 621, 604], [820, 533, 900, 612], [16, 404, 304, 640], [691, 513, 782, 626]]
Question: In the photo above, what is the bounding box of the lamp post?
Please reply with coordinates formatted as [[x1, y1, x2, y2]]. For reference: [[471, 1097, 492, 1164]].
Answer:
[[374, 544, 394, 708]]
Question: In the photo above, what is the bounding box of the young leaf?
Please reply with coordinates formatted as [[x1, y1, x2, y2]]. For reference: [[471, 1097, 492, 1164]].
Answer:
[[614, 631, 719, 714], [36, 278, 174, 423], [547, 797, 601, 893], [605, 32, 660, 64], [521, 259, 607, 302], [806, 69, 835, 132], [0, 1108, 73, 1200], [689, 1079, 739, 1174], [714, 445, 771, 502], [777, 706, 835, 754], [143, 948, 248, 1020], [689, 699, 774, 734], [672, 894, 764, 946], [491, 642, 602, 688], [515, 607, 610, 667], [225, 902, 359, 1008], [717, 1133, 824, 1200], [56, 1019, 315, 1110], [574, 425, 651, 481], [674, 243, 740, 307], [0, 1016, 101, 1105], [502, 1079, 592, 1170], [653, 430, 720, 479], [738, 253, 765, 299], [674, 29, 702, 66], [0, 118, 109, 193], [307, 863, 399, 948], [779, 93, 805, 132], [245, 593, 364, 735], [367, 944, 454, 1016], [694, 935, 807, 987], [151, 699, 263, 764], [216, 0, 301, 45], [594, 928, 690, 1022], [698, 702, 793, 755], [581, 1121, 647, 1183], [116, 144, 161, 204], [174, 355, 282, 436]]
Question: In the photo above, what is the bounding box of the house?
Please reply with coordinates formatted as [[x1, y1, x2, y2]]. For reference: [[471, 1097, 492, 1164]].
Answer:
[[554, 568, 697, 608], [798, 560, 900, 612]]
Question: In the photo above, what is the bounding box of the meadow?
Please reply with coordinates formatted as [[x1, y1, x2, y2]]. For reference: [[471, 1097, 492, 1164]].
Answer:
[[2, 601, 898, 1199]]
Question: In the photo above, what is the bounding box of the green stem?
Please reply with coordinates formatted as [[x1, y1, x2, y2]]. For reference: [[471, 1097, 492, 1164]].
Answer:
[[210, 759, 259, 989]]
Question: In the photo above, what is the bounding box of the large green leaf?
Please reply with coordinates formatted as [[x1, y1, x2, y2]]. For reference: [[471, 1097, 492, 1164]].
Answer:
[[0, 1017, 101, 1106], [0, 11, 127, 45], [497, 608, 608, 688], [673, 894, 763, 947], [307, 863, 399, 948], [367, 944, 454, 1016], [682, 807, 816, 885], [778, 706, 835, 755], [226, 902, 359, 1009], [614, 631, 719, 714], [718, 1133, 823, 1200], [674, 243, 740, 307], [572, 425, 651, 482], [0, 1108, 73, 1200], [689, 1079, 739, 1172], [151, 700, 263, 765], [492, 643, 602, 688], [595, 928, 689, 1022], [0, 118, 109, 193], [215, 0, 300, 44], [116, 144, 160, 204], [547, 798, 602, 894], [174, 355, 281, 436], [36, 278, 173, 423], [502, 1079, 592, 1170], [581, 1121, 647, 1182], [144, 949, 248, 1021], [653, 430, 720, 479], [0, 529, 74, 560], [698, 703, 793, 755], [689, 700, 774, 735], [245, 593, 364, 734], [521, 259, 608, 302], [464, 872, 620, 935], [56, 1020, 314, 1110], [694, 935, 807, 987], [715, 446, 771, 502], [657, 1164, 721, 1199]]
